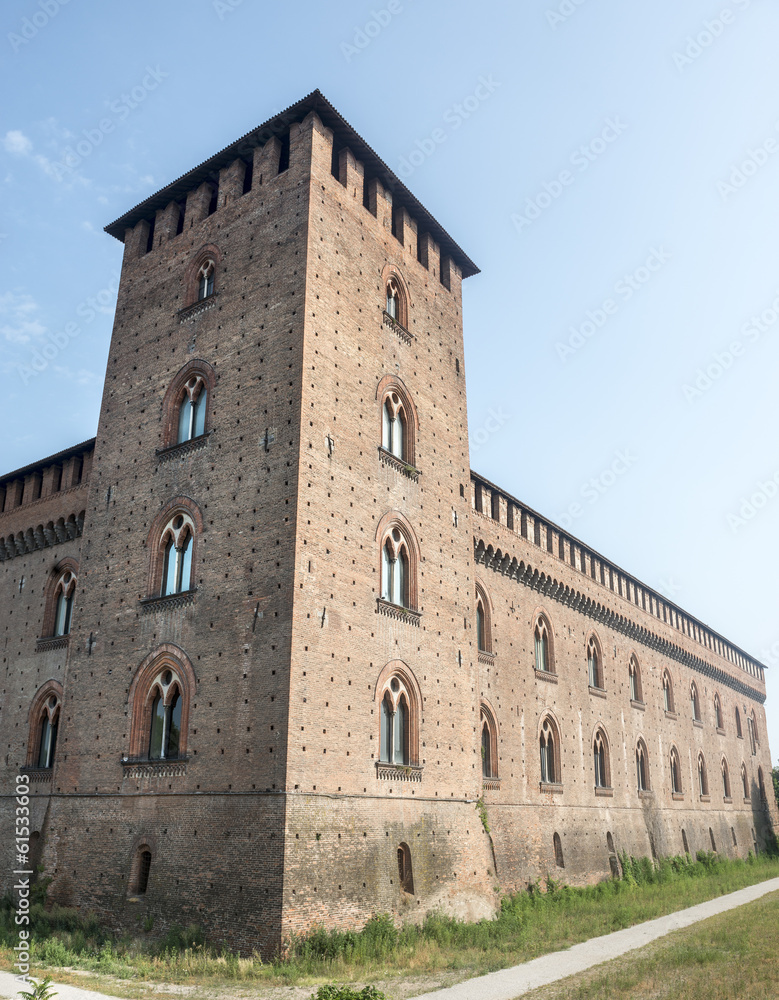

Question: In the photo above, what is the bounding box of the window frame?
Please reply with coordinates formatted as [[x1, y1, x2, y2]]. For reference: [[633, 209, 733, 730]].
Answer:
[[144, 497, 204, 601], [374, 660, 421, 769], [629, 654, 643, 703], [480, 701, 499, 780], [41, 558, 79, 639], [160, 359, 216, 452], [533, 611, 555, 675], [376, 512, 420, 613], [127, 645, 196, 763], [26, 680, 63, 770], [587, 634, 604, 690], [382, 265, 410, 330], [663, 670, 675, 714], [376, 375, 418, 469], [593, 726, 611, 789], [670, 745, 682, 795], [636, 738, 650, 792], [539, 713, 562, 787]]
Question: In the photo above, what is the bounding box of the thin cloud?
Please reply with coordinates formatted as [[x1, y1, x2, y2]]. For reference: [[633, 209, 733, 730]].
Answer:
[[3, 130, 33, 155]]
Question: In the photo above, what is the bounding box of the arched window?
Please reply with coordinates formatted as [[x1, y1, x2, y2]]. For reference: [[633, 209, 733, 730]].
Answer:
[[735, 706, 743, 739], [480, 702, 498, 780], [587, 636, 602, 689], [26, 681, 63, 770], [663, 670, 674, 713], [475, 582, 492, 654], [130, 846, 152, 896], [384, 273, 409, 328], [682, 828, 690, 855], [593, 728, 610, 788], [381, 532, 409, 608], [197, 259, 215, 301], [539, 715, 560, 785], [691, 682, 701, 722], [629, 655, 642, 703], [721, 757, 731, 799], [381, 394, 407, 460], [379, 676, 412, 765], [397, 843, 414, 894], [740, 762, 749, 800], [698, 752, 709, 797], [553, 832, 564, 868], [636, 738, 649, 792], [160, 514, 195, 596], [670, 745, 682, 794], [758, 766, 767, 804], [52, 569, 75, 636], [751, 711, 759, 746], [127, 645, 195, 762], [176, 376, 208, 444], [714, 693, 723, 731], [534, 614, 553, 673]]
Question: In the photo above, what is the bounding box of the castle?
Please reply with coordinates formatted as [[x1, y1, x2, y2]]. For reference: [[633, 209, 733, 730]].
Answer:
[[2, 91, 775, 955]]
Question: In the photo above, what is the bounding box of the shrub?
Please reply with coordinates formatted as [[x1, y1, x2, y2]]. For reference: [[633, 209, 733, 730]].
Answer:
[[310, 988, 386, 1000]]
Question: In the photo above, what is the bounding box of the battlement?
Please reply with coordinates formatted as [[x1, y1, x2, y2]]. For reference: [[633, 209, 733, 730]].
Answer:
[[105, 89, 478, 289], [0, 438, 93, 519], [470, 469, 767, 686]]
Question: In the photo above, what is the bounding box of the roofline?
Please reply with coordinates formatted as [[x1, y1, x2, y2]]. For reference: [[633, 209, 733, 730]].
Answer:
[[104, 89, 480, 279], [1, 438, 96, 486], [470, 467, 768, 674]]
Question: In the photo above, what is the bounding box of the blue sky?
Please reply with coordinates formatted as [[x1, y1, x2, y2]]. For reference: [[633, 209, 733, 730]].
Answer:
[[3, 0, 779, 760]]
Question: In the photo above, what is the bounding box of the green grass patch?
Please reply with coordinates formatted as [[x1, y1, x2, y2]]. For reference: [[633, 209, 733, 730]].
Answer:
[[2, 850, 778, 991]]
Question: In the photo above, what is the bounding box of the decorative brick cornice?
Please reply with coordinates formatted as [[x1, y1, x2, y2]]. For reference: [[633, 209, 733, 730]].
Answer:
[[375, 762, 423, 782], [35, 635, 69, 653], [177, 292, 218, 323], [121, 756, 188, 779], [139, 590, 196, 614], [0, 510, 84, 562], [473, 537, 766, 706], [19, 766, 53, 783], [376, 598, 421, 626], [535, 668, 558, 684], [478, 650, 495, 666], [378, 447, 420, 482], [483, 778, 500, 791], [156, 432, 211, 463], [382, 310, 413, 344]]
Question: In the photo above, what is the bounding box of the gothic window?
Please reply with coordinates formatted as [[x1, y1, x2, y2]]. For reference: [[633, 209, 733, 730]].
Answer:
[[480, 703, 498, 780], [386, 277, 399, 319], [593, 728, 610, 788], [698, 752, 709, 797], [26, 681, 63, 770], [176, 377, 208, 444], [379, 676, 411, 765], [691, 682, 701, 722], [475, 582, 492, 654], [670, 745, 682, 794], [381, 531, 409, 608], [636, 738, 649, 792], [747, 713, 757, 755], [384, 273, 408, 328], [741, 762, 750, 800], [587, 636, 602, 689], [197, 259, 215, 301], [553, 832, 564, 868], [51, 568, 76, 636], [146, 669, 183, 760], [751, 711, 759, 746], [714, 693, 723, 730], [721, 757, 731, 799], [758, 766, 767, 804], [534, 614, 553, 673], [127, 646, 195, 762], [397, 843, 414, 894], [629, 654, 642, 703], [735, 706, 743, 739], [381, 394, 407, 460], [663, 670, 674, 713], [539, 715, 560, 785], [160, 514, 194, 597]]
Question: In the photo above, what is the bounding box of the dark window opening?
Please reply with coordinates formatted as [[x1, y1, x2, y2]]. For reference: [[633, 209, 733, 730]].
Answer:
[[397, 843, 414, 894], [242, 158, 254, 195], [175, 201, 186, 236], [136, 849, 152, 894], [391, 203, 404, 244], [553, 832, 564, 868], [331, 138, 343, 182], [278, 132, 290, 173], [207, 181, 219, 216], [682, 829, 690, 855], [363, 173, 372, 211], [145, 217, 155, 254], [52, 465, 62, 492], [73, 455, 83, 485]]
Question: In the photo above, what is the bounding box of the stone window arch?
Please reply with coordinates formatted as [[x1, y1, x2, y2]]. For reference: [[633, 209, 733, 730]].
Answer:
[[670, 745, 682, 794], [587, 634, 604, 690], [663, 669, 675, 713], [42, 558, 78, 638], [376, 512, 419, 611], [383, 266, 410, 329], [690, 681, 701, 722], [160, 359, 215, 449], [593, 726, 611, 789], [129, 844, 153, 896], [534, 611, 555, 674], [376, 375, 417, 467], [475, 580, 493, 654], [539, 713, 561, 786], [145, 497, 204, 599], [697, 752, 709, 797], [721, 756, 731, 799], [375, 660, 421, 768], [127, 645, 196, 762], [636, 737, 650, 792], [185, 244, 221, 306], [480, 701, 499, 780], [714, 692, 724, 730], [26, 680, 63, 769], [628, 653, 643, 703]]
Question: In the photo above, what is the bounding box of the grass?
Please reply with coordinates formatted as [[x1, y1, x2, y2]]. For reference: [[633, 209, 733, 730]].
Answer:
[[2, 850, 778, 995], [522, 891, 779, 1000]]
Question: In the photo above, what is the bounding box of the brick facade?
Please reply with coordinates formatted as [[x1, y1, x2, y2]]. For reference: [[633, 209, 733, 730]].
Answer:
[[1, 90, 775, 956]]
